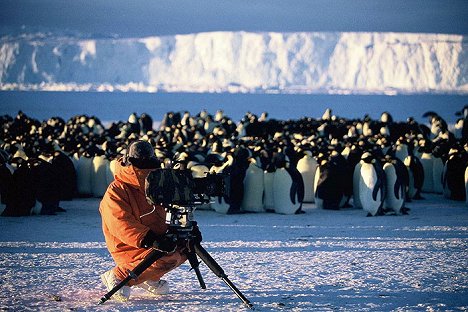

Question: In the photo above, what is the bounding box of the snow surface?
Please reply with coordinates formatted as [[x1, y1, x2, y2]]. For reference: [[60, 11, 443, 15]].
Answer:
[[1, 31, 466, 95], [1, 194, 467, 311]]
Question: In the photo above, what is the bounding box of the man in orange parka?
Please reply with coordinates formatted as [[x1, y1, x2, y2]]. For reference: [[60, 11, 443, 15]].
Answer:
[[99, 140, 189, 302]]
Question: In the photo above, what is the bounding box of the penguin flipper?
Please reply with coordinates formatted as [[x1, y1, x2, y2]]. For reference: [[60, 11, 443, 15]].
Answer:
[[372, 184, 380, 201], [394, 181, 401, 200], [290, 180, 297, 205]]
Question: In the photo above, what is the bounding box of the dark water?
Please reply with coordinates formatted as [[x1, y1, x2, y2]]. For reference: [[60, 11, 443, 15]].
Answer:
[[1, 91, 466, 124]]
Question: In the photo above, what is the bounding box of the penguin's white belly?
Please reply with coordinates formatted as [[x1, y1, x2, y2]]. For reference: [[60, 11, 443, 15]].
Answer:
[[297, 157, 317, 203], [76, 157, 92, 196], [92, 156, 109, 198], [383, 163, 404, 213], [359, 164, 381, 216], [273, 168, 299, 214], [465, 166, 468, 206], [263, 171, 275, 211], [241, 165, 265, 212], [420, 154, 434, 193]]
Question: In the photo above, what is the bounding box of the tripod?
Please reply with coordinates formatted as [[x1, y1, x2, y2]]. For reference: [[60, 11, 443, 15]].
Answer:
[[98, 204, 254, 310]]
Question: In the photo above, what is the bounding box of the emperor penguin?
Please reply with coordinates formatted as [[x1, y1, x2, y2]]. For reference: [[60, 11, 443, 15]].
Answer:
[[404, 154, 424, 200], [431, 144, 446, 194], [263, 162, 276, 212], [91, 152, 109, 198], [272, 153, 304, 214], [346, 144, 364, 208], [394, 138, 410, 162], [465, 165, 468, 206], [75, 152, 93, 197], [2, 158, 39, 216], [106, 156, 118, 186], [0, 152, 14, 215], [296, 150, 318, 203], [210, 154, 234, 214], [419, 147, 434, 193], [383, 155, 408, 214], [443, 148, 468, 201], [241, 158, 265, 212], [314, 152, 345, 210], [358, 152, 386, 216], [353, 159, 363, 209], [51, 151, 77, 200]]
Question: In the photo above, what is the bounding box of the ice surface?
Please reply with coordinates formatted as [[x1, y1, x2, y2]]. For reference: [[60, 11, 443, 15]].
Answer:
[[0, 194, 466, 311]]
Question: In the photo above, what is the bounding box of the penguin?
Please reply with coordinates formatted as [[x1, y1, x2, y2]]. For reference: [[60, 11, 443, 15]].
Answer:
[[50, 151, 77, 200], [382, 155, 408, 214], [263, 164, 276, 212], [465, 165, 468, 206], [314, 152, 346, 210], [1, 158, 37, 216], [210, 154, 233, 214], [223, 147, 250, 214], [394, 138, 409, 162], [420, 150, 434, 193], [272, 153, 304, 214], [432, 155, 445, 194], [443, 148, 468, 201], [338, 148, 356, 208], [241, 158, 265, 212], [75, 152, 93, 197], [358, 152, 386, 216], [0, 153, 14, 215], [404, 154, 425, 200], [106, 157, 118, 186], [431, 143, 447, 194], [346, 144, 364, 208], [91, 153, 110, 198], [352, 160, 363, 209], [139, 113, 153, 135], [296, 150, 318, 203], [29, 157, 62, 215]]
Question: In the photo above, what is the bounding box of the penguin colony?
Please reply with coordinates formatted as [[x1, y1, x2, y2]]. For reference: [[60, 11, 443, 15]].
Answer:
[[1, 106, 467, 217]]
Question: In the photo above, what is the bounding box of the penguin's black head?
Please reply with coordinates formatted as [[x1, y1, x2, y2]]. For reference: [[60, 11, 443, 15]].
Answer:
[[361, 152, 375, 164]]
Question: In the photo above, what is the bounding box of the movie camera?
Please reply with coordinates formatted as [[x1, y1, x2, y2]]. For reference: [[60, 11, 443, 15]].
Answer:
[[145, 168, 230, 207]]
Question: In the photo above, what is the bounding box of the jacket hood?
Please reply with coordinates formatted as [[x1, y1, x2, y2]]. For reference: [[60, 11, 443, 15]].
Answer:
[[114, 157, 154, 192]]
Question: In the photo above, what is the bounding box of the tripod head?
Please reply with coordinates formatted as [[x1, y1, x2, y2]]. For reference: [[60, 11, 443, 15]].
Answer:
[[164, 203, 197, 242]]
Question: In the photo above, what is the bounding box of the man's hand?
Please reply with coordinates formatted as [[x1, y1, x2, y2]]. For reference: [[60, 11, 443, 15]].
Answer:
[[141, 231, 176, 253], [152, 236, 177, 253]]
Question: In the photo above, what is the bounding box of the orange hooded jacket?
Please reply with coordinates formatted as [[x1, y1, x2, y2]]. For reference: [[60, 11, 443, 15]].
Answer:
[[99, 158, 186, 284]]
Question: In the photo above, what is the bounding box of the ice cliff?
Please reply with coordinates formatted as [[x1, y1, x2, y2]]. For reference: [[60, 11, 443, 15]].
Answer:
[[0, 31, 466, 94]]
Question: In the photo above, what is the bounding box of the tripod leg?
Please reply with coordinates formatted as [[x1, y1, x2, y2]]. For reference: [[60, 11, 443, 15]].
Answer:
[[98, 249, 166, 305], [186, 250, 206, 289], [194, 244, 254, 310]]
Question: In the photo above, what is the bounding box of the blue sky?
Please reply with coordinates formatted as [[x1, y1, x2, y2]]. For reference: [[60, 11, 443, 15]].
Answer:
[[1, 0, 467, 37]]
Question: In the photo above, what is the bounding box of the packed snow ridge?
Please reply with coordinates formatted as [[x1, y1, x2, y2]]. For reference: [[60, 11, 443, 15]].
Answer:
[[0, 31, 466, 94]]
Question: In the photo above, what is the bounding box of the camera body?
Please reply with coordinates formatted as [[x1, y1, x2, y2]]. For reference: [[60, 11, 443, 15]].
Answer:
[[145, 168, 229, 207]]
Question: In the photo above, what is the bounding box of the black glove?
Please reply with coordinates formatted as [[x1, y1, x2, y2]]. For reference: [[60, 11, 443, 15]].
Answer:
[[141, 231, 176, 252], [191, 223, 203, 244]]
